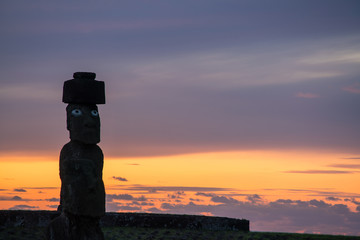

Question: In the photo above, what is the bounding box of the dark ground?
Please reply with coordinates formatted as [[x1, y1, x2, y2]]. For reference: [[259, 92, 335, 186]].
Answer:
[[1, 211, 359, 239], [1, 226, 360, 240]]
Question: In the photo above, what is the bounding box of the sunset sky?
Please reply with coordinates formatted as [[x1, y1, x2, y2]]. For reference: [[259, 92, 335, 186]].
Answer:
[[1, 0, 360, 236]]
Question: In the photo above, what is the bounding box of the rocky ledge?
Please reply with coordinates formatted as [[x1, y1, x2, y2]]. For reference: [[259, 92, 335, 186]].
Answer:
[[0, 210, 249, 232]]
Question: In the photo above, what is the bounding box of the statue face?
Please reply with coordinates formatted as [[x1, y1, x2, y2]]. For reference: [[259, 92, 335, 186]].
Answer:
[[66, 104, 100, 144]]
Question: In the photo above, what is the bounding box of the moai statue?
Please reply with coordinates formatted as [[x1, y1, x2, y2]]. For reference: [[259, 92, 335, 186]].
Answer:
[[47, 72, 106, 240]]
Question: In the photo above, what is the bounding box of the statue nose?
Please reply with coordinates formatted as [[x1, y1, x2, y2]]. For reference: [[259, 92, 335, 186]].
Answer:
[[84, 115, 96, 127]]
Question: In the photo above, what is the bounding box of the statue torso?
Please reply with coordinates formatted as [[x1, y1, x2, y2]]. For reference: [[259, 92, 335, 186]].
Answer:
[[59, 140, 105, 217]]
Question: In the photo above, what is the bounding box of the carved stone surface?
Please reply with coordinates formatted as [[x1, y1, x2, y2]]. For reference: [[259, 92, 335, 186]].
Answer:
[[59, 140, 105, 217], [66, 104, 101, 144], [62, 72, 105, 104], [47, 212, 104, 240], [47, 72, 106, 240]]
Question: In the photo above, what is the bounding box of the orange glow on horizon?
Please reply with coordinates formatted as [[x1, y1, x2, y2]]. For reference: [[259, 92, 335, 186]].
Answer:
[[1, 150, 359, 212], [103, 150, 360, 199]]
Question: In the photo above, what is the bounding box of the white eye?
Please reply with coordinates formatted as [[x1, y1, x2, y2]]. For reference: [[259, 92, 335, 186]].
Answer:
[[71, 109, 82, 117], [91, 110, 99, 117]]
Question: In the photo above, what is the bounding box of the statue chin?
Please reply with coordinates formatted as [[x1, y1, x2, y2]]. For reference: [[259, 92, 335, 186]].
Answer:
[[70, 131, 100, 144]]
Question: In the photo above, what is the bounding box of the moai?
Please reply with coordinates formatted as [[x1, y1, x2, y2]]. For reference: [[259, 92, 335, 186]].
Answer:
[[47, 72, 106, 240]]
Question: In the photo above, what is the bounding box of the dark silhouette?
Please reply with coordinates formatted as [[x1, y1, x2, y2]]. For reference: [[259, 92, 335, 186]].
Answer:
[[47, 72, 106, 240]]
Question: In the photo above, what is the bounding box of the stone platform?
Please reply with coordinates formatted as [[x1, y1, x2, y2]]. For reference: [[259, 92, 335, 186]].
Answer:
[[0, 210, 249, 232]]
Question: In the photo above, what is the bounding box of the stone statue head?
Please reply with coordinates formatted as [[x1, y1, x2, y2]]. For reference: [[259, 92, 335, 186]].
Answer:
[[66, 104, 101, 144], [62, 72, 105, 144]]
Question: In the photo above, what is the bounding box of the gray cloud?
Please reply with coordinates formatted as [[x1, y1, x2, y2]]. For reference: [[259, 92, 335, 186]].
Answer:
[[152, 198, 360, 235], [46, 198, 60, 202], [274, 199, 294, 204], [0, 196, 23, 201], [117, 206, 141, 211], [8, 205, 39, 210], [211, 196, 239, 204], [0, 195, 60, 202], [263, 188, 360, 199], [326, 197, 342, 202], [246, 194, 262, 204], [168, 191, 186, 199], [106, 194, 147, 202], [11, 196, 22, 201], [107, 194, 134, 201], [160, 202, 211, 214], [122, 185, 233, 193], [47, 205, 59, 209], [132, 201, 154, 206], [106, 202, 121, 212], [112, 176, 128, 182], [195, 192, 215, 197], [309, 199, 331, 208], [15, 182, 356, 235], [328, 164, 360, 169], [284, 170, 355, 174], [106, 201, 142, 212], [197, 192, 262, 204], [13, 188, 27, 192]]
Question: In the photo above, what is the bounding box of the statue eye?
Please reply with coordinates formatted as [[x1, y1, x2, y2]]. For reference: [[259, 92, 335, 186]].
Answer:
[[71, 109, 82, 117], [91, 110, 99, 117]]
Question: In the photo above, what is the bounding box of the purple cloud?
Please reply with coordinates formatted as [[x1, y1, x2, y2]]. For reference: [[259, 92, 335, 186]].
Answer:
[[274, 199, 294, 204], [104, 186, 360, 235], [326, 197, 342, 202], [168, 191, 186, 199], [343, 83, 360, 94], [107, 194, 134, 201], [309, 199, 331, 208], [101, 185, 360, 235], [246, 194, 262, 204], [196, 192, 215, 197], [211, 196, 239, 204], [106, 201, 142, 212], [107, 194, 147, 202], [151, 198, 360, 235]]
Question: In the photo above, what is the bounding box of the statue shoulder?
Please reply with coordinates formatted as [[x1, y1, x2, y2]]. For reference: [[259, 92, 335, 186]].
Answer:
[[60, 142, 72, 159], [94, 144, 103, 153]]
